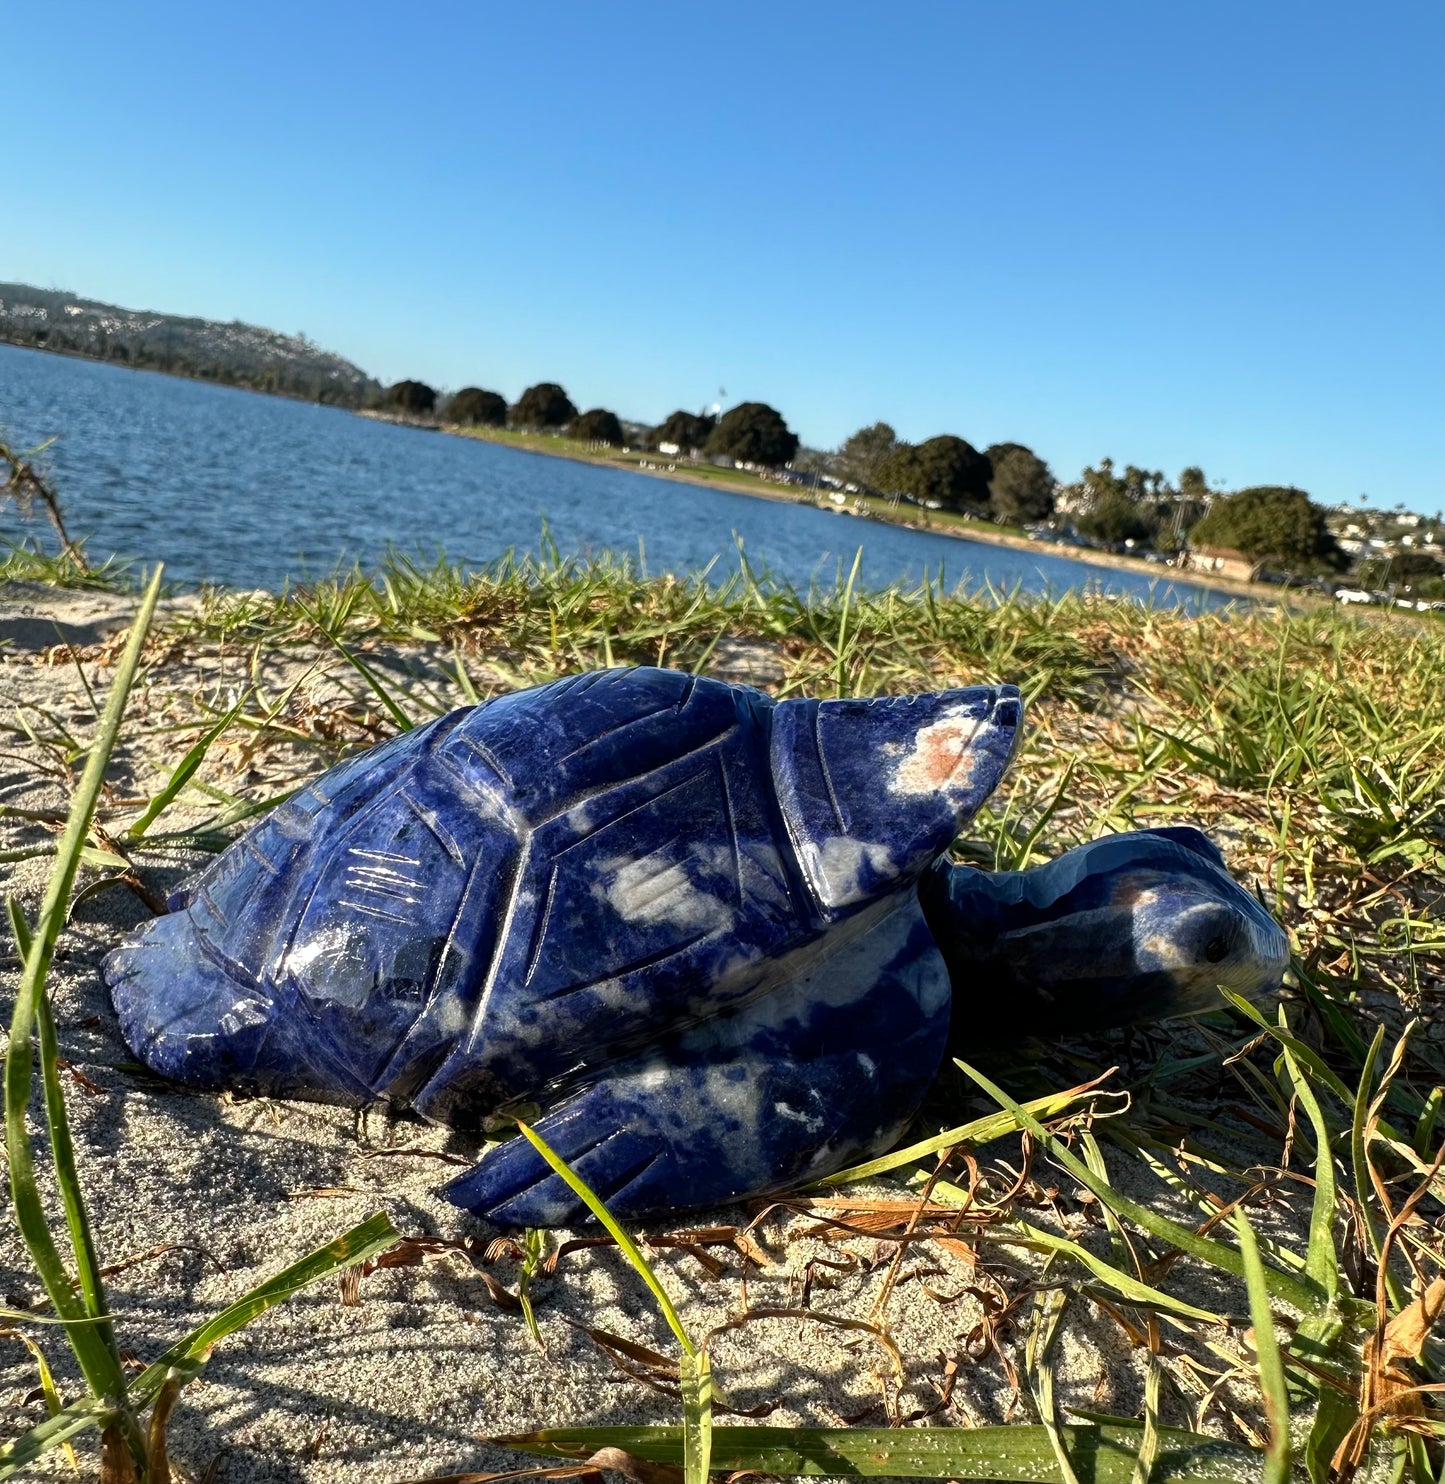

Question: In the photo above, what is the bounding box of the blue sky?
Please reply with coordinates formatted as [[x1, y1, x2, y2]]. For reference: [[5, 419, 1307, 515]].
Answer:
[[4, 2, 1441, 513]]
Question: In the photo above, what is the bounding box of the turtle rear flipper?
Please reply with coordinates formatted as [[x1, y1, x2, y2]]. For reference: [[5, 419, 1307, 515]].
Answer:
[[105, 913, 371, 1102], [444, 900, 949, 1225]]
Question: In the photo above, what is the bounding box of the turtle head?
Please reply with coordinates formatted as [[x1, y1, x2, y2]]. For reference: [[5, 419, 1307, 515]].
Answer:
[[925, 826, 1291, 1038], [770, 685, 1022, 919]]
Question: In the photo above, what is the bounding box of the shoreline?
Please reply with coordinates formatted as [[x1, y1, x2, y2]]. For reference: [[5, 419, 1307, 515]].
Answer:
[[0, 343, 1339, 610], [420, 418, 1288, 606]]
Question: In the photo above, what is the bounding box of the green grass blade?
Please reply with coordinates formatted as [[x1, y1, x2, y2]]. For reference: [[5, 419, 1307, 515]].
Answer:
[[680, 1349, 713, 1484], [125, 702, 241, 838], [6, 897, 116, 1344], [451, 647, 481, 705], [515, 1121, 694, 1357], [1350, 1024, 1406, 1314], [1412, 1086, 1441, 1159], [1131, 1349, 1163, 1484], [301, 600, 416, 731], [1078, 1129, 1130, 1269], [0, 1326, 78, 1471], [1010, 756, 1078, 871], [493, 1422, 1264, 1481], [811, 1084, 1114, 1187], [0, 1212, 397, 1479], [956, 1059, 1328, 1315], [124, 1210, 398, 1406], [1277, 1045, 1339, 1310], [992, 1221, 1222, 1325], [1304, 1382, 1360, 1484], [1221, 991, 1356, 1109], [1236, 1209, 1291, 1484], [515, 1123, 710, 1481], [3, 567, 161, 1472], [0, 1394, 112, 1479], [1277, 1041, 1356, 1483], [518, 1227, 545, 1349], [1026, 1278, 1080, 1484], [833, 546, 863, 697]]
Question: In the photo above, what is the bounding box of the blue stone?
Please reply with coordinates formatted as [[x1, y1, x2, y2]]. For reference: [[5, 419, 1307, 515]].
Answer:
[[104, 668, 1288, 1226]]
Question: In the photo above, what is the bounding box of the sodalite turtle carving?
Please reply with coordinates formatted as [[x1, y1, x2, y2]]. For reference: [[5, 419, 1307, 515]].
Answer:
[[104, 668, 1288, 1227]]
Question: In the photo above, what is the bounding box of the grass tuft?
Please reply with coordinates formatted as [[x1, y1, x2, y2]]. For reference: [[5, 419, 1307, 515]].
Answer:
[[2, 546, 1440, 1478]]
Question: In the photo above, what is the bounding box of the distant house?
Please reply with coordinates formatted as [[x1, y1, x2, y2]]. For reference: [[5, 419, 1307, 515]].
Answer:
[[1182, 545, 1263, 582]]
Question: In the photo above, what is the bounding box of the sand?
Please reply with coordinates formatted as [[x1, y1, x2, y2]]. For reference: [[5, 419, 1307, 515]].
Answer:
[[0, 584, 1291, 1483]]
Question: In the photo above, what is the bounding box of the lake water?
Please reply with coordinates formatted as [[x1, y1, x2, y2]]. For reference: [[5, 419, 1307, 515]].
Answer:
[[1, 343, 1229, 607]]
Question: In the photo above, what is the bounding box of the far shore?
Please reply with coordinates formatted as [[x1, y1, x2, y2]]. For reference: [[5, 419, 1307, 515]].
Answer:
[[361, 412, 1286, 606]]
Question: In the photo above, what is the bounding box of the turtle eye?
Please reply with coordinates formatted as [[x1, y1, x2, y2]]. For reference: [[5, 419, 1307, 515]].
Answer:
[[1204, 936, 1229, 963]]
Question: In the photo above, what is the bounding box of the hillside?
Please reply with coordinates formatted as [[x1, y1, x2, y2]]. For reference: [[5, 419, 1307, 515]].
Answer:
[[0, 282, 382, 407]]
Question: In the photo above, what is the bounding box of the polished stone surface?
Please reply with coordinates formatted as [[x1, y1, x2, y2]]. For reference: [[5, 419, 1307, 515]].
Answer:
[[105, 668, 1286, 1226]]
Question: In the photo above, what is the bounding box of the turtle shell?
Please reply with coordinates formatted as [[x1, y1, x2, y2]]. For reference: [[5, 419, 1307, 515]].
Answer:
[[106, 667, 1021, 1130]]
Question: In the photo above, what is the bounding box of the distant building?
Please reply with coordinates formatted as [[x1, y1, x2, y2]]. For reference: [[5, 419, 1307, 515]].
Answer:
[[1181, 545, 1262, 582]]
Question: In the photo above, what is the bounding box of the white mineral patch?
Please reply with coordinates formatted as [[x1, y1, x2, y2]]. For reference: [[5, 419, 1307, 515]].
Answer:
[[601, 853, 730, 933], [615, 1058, 767, 1155], [800, 836, 895, 908], [283, 924, 373, 1008], [772, 1100, 825, 1132], [891, 708, 987, 797], [424, 990, 470, 1040]]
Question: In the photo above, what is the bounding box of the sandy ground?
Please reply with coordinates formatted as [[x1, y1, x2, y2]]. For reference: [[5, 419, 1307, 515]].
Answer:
[[0, 584, 1292, 1483]]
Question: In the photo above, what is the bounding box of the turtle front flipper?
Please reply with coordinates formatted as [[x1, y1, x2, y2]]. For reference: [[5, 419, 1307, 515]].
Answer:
[[443, 899, 950, 1227]]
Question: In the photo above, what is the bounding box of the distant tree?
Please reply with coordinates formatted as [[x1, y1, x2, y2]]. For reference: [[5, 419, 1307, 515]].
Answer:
[[1386, 551, 1445, 594], [1178, 465, 1209, 500], [1061, 457, 1173, 544], [1146, 466, 1212, 552], [984, 442, 1054, 523], [649, 410, 716, 453], [1188, 486, 1344, 572], [1062, 457, 1123, 511], [1388, 555, 1445, 599], [838, 422, 898, 490], [384, 380, 437, 416], [877, 435, 991, 512], [448, 387, 507, 427], [1077, 493, 1155, 545], [568, 407, 624, 445], [509, 382, 578, 430], [874, 444, 917, 499], [705, 402, 799, 467], [1352, 548, 1442, 596]]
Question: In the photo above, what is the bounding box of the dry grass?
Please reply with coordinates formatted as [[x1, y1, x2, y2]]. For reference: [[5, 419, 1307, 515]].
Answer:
[[1, 550, 1440, 1480]]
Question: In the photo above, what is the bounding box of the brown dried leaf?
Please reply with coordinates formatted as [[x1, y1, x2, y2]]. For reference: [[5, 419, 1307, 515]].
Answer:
[[358, 1145, 473, 1167], [563, 1319, 677, 1375], [476, 1272, 522, 1312], [1381, 1275, 1445, 1365], [583, 1448, 684, 1484]]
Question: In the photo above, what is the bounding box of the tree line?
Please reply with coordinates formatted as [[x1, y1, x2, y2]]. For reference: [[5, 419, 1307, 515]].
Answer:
[[5, 284, 1417, 586], [383, 378, 801, 467], [384, 377, 1438, 585]]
